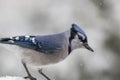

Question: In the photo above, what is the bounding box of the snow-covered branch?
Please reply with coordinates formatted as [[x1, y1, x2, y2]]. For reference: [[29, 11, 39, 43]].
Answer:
[[0, 76, 26, 80]]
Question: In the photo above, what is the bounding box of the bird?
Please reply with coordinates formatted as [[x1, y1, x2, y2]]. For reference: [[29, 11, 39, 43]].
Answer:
[[0, 23, 94, 80]]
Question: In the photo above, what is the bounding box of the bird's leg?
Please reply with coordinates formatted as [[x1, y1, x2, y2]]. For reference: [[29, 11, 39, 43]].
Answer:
[[22, 61, 37, 80], [38, 69, 51, 80]]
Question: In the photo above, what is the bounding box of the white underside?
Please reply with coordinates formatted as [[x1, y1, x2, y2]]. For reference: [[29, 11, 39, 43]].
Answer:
[[20, 47, 68, 67]]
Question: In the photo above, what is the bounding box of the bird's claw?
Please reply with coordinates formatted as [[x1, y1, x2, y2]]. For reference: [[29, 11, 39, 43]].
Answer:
[[38, 69, 51, 80], [24, 76, 37, 80]]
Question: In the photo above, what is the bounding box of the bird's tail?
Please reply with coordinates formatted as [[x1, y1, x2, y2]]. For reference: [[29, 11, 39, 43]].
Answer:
[[0, 37, 14, 44]]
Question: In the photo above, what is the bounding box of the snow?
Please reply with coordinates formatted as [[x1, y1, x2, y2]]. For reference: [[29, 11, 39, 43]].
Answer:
[[0, 76, 25, 80]]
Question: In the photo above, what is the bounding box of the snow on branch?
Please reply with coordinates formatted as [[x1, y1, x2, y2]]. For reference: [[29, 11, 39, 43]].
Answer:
[[0, 76, 26, 80]]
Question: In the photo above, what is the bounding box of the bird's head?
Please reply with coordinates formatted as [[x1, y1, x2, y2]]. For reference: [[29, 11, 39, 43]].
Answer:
[[69, 24, 94, 53]]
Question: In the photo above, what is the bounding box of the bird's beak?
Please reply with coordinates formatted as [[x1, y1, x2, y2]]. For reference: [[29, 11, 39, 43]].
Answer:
[[83, 43, 94, 52]]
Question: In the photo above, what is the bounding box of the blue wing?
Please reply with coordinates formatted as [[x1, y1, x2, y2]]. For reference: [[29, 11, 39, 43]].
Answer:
[[12, 36, 37, 49], [0, 35, 63, 54], [35, 35, 63, 53]]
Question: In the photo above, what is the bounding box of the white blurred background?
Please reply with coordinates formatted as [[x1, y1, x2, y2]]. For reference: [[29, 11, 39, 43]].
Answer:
[[0, 0, 120, 80]]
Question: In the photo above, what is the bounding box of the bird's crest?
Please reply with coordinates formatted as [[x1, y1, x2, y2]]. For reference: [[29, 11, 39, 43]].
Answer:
[[71, 23, 87, 38]]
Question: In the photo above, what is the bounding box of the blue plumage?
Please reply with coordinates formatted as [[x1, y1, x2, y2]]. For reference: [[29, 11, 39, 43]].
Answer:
[[0, 24, 92, 54], [0, 23, 94, 80], [0, 35, 63, 54], [12, 36, 38, 49], [35, 35, 63, 54]]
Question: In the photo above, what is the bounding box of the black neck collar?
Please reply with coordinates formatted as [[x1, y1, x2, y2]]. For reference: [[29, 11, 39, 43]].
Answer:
[[68, 29, 77, 54]]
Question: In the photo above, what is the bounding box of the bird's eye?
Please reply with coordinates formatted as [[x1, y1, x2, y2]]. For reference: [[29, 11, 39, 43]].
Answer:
[[78, 35, 83, 41], [78, 34, 87, 44], [77, 32, 87, 43]]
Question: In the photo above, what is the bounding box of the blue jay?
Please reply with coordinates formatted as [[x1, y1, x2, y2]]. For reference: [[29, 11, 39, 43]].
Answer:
[[0, 24, 94, 80]]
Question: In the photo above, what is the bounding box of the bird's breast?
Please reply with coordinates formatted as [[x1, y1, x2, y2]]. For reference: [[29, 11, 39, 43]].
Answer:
[[21, 47, 68, 66]]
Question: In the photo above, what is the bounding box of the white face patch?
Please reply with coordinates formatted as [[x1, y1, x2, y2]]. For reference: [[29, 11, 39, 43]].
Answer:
[[71, 38, 83, 50], [74, 35, 79, 40]]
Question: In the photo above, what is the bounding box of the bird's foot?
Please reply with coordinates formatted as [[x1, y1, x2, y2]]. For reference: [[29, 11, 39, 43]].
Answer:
[[24, 76, 37, 80], [38, 69, 51, 80]]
